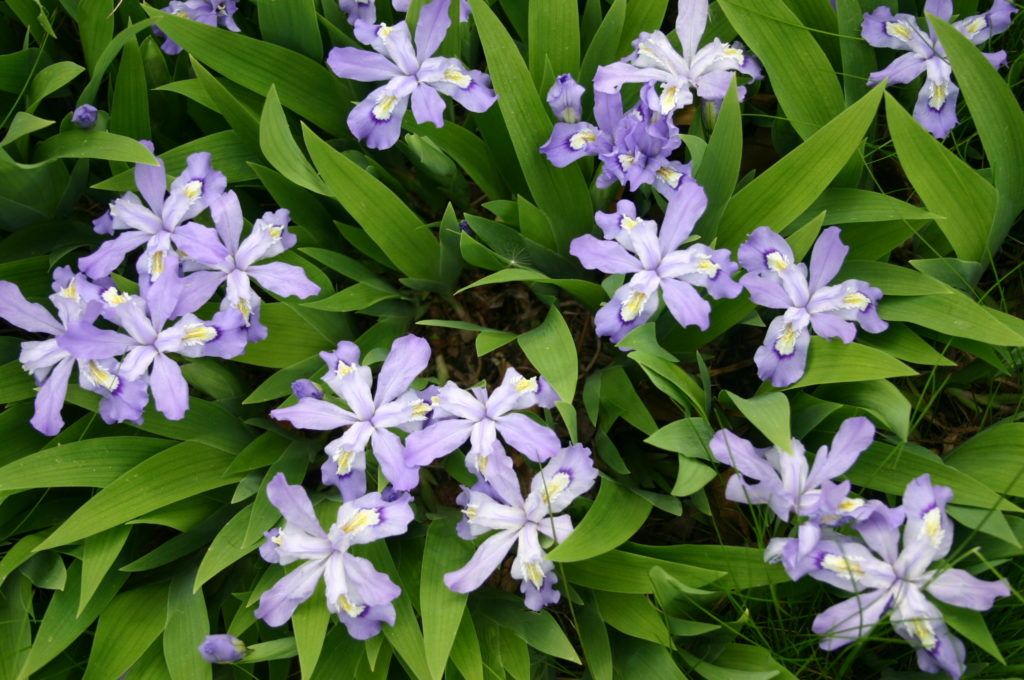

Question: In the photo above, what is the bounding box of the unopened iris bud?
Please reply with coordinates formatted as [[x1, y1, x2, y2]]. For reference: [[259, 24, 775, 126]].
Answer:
[[546, 74, 585, 123], [198, 634, 247, 663], [291, 379, 324, 400], [72, 104, 98, 129]]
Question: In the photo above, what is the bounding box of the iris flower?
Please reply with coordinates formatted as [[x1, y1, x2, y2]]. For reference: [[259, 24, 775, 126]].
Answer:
[[445, 444, 597, 610], [570, 177, 741, 344], [739, 226, 887, 388], [794, 474, 1010, 679], [256, 474, 413, 639], [156, 1, 240, 55], [862, 0, 1017, 138], [593, 0, 761, 115], [271, 335, 432, 495], [326, 0, 496, 149]]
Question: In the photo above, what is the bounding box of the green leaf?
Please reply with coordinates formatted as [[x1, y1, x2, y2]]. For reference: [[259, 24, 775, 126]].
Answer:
[[82, 582, 167, 680], [293, 582, 331, 680], [143, 5, 350, 137], [788, 338, 916, 388], [880, 292, 1024, 347], [694, 81, 742, 239], [79, 0, 114, 74], [838, 260, 951, 296], [165, 569, 212, 680], [194, 505, 261, 592], [79, 526, 131, 616], [720, 0, 844, 138], [0, 111, 53, 146], [26, 61, 84, 111], [611, 637, 686, 680], [191, 57, 258, 144], [816, 379, 910, 441], [547, 477, 652, 562], [458, 267, 605, 309], [234, 302, 341, 368], [15, 563, 128, 680], [449, 611, 484, 680], [302, 283, 399, 312], [0, 437, 171, 492], [577, 591, 613, 680], [629, 350, 708, 418], [260, 85, 327, 195], [362, 542, 432, 680], [646, 418, 714, 460], [618, 0, 670, 56], [421, 517, 473, 680], [848, 442, 1022, 512], [479, 599, 581, 663], [805, 188, 937, 225], [592, 591, 670, 646], [722, 390, 792, 452], [33, 130, 158, 166], [258, 0, 323, 61], [110, 36, 150, 141], [517, 305, 578, 403], [0, 534, 46, 589], [628, 544, 788, 590], [716, 85, 883, 249], [935, 601, 1006, 664], [408, 122, 508, 200], [580, 0, 626, 89], [528, 0, 580, 85], [304, 125, 441, 281], [945, 424, 1024, 498], [884, 92, 996, 262], [564, 549, 725, 594], [932, 18, 1024, 251], [35, 442, 243, 550], [467, 0, 593, 251]]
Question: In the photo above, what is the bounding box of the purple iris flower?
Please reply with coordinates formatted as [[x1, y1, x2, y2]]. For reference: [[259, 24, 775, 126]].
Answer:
[[402, 366, 561, 482], [255, 474, 413, 639], [738, 226, 888, 388], [540, 81, 692, 200], [444, 444, 597, 610], [711, 417, 880, 577], [82, 146, 226, 283], [292, 378, 324, 400], [593, 0, 762, 114], [0, 268, 149, 434], [270, 335, 433, 495], [326, 0, 497, 149], [71, 104, 98, 129], [790, 474, 1010, 679], [155, 0, 240, 55], [570, 178, 742, 344], [198, 634, 247, 663], [172, 191, 320, 342], [58, 258, 247, 421], [862, 0, 1017, 138]]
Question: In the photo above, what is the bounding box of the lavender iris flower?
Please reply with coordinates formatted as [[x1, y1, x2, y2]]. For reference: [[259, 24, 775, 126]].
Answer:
[[570, 178, 741, 344], [155, 0, 240, 55], [738, 226, 887, 388], [71, 104, 98, 129], [444, 444, 597, 610], [255, 474, 413, 639], [711, 417, 880, 576], [862, 0, 1017, 138], [171, 190, 321, 342], [58, 260, 247, 421], [198, 634, 247, 663], [792, 474, 1010, 679], [326, 0, 497, 149], [81, 146, 226, 283], [593, 0, 762, 114], [343, 0, 471, 25], [402, 367, 561, 482], [270, 335, 433, 495], [539, 81, 692, 200]]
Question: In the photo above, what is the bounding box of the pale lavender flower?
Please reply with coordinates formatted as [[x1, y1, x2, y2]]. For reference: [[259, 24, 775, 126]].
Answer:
[[255, 474, 412, 639], [570, 178, 741, 344], [72, 104, 98, 129], [271, 335, 432, 495], [793, 474, 1010, 679], [292, 378, 324, 400], [739, 226, 887, 388], [81, 146, 226, 282], [711, 417, 879, 576], [58, 259, 247, 421], [198, 634, 247, 663], [593, 0, 762, 114], [862, 0, 1016, 138], [444, 444, 597, 610], [403, 366, 561, 482], [546, 74, 586, 123], [155, 0, 240, 55], [326, 0, 496, 149], [0, 268, 150, 434], [172, 191, 320, 342]]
